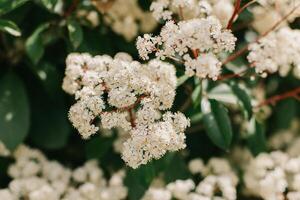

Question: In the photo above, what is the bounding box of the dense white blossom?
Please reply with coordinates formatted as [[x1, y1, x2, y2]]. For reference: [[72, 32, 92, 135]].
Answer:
[[136, 16, 236, 80], [248, 27, 300, 78], [63, 52, 189, 168], [0, 145, 127, 200], [150, 0, 234, 27], [252, 0, 300, 33], [92, 0, 157, 41], [143, 157, 238, 200], [244, 149, 300, 200]]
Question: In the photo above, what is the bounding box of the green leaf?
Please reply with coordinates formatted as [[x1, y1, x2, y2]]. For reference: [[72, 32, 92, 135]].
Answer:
[[30, 103, 70, 149], [163, 153, 190, 183], [177, 75, 189, 87], [25, 23, 50, 64], [125, 163, 155, 200], [0, 0, 28, 15], [192, 85, 201, 108], [0, 19, 21, 37], [230, 82, 253, 119], [31, 62, 62, 98], [201, 99, 233, 150], [246, 118, 266, 156], [274, 99, 297, 130], [67, 19, 83, 49], [85, 135, 114, 160], [0, 73, 30, 151], [40, 0, 58, 10]]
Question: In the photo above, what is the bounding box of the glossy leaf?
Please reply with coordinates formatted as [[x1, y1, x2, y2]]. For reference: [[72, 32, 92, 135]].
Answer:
[[201, 99, 233, 150], [246, 118, 266, 156], [0, 20, 21, 36], [25, 23, 50, 64], [230, 82, 253, 119], [0, 73, 30, 151], [0, 0, 28, 15], [41, 0, 58, 10], [68, 19, 83, 49], [125, 163, 155, 200]]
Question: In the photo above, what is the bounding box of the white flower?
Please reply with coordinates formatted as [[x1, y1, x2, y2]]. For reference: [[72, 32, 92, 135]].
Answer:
[[167, 179, 195, 199], [188, 159, 205, 174], [248, 27, 300, 78], [63, 53, 189, 168], [137, 17, 236, 80], [93, 0, 157, 41]]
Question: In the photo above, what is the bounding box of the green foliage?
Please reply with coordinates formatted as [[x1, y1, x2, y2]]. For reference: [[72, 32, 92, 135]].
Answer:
[[0, 19, 21, 36], [0, 0, 28, 16], [25, 23, 50, 64], [201, 99, 233, 150], [67, 19, 83, 49], [230, 81, 253, 120], [246, 118, 266, 156], [0, 73, 30, 151], [125, 163, 156, 200]]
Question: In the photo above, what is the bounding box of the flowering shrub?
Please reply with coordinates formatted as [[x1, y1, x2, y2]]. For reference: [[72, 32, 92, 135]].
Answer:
[[1, 0, 300, 199]]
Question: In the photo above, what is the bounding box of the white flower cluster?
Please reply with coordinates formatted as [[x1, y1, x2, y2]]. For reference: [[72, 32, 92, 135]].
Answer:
[[252, 0, 300, 33], [92, 0, 157, 41], [136, 16, 236, 80], [248, 27, 300, 78], [142, 157, 238, 200], [62, 52, 190, 168], [244, 151, 300, 200], [0, 145, 127, 200], [150, 0, 234, 27]]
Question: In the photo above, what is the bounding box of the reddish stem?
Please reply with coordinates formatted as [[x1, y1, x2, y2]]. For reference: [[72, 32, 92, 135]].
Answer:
[[257, 87, 300, 107], [63, 0, 80, 18], [217, 68, 248, 81], [227, 0, 241, 29], [222, 2, 300, 66], [128, 108, 136, 128], [192, 49, 199, 58], [237, 0, 257, 15]]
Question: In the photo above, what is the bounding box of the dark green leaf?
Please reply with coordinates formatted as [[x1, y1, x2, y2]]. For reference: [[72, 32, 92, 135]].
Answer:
[[25, 23, 50, 64], [125, 163, 155, 200], [0, 19, 21, 36], [40, 0, 58, 11], [0, 0, 28, 15], [230, 82, 253, 119], [85, 135, 114, 160], [246, 118, 266, 156], [68, 19, 83, 49], [0, 73, 30, 151], [30, 103, 70, 149], [201, 99, 233, 150], [192, 85, 201, 108], [163, 153, 190, 183], [274, 99, 297, 130], [31, 62, 62, 98]]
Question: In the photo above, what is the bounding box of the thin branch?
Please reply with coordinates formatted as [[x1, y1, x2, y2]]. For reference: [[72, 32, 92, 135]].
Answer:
[[217, 68, 248, 81], [227, 0, 241, 29], [128, 109, 136, 128], [222, 2, 300, 66], [238, 0, 257, 15], [257, 87, 300, 107], [222, 45, 248, 65]]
